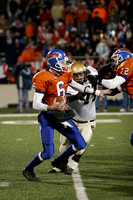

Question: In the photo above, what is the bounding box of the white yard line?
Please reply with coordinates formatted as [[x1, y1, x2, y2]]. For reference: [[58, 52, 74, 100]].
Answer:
[[0, 118, 122, 125], [72, 169, 89, 200], [0, 112, 133, 118], [96, 112, 133, 116], [0, 119, 122, 125], [0, 113, 38, 118], [96, 119, 121, 123], [0, 182, 10, 187]]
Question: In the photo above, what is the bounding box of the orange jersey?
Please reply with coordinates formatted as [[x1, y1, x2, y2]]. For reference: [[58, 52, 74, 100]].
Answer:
[[116, 58, 133, 98], [32, 69, 73, 105]]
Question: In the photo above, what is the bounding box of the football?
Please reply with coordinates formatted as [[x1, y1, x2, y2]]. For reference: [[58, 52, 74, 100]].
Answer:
[[55, 96, 65, 103]]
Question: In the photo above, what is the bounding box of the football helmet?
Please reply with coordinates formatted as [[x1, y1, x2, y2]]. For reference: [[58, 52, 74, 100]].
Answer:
[[46, 49, 69, 72], [71, 61, 86, 83], [111, 48, 132, 68], [71, 61, 86, 75]]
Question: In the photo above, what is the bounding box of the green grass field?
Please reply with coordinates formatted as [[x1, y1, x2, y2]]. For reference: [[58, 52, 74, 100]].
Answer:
[[0, 108, 133, 200]]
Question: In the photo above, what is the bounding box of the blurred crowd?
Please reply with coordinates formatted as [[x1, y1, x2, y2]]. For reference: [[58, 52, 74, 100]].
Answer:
[[0, 0, 133, 84], [0, 0, 133, 112]]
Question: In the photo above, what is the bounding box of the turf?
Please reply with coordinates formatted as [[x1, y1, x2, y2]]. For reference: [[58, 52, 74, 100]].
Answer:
[[0, 109, 133, 200], [80, 114, 133, 200]]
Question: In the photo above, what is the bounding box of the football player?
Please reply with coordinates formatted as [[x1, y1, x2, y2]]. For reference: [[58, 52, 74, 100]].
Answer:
[[99, 48, 133, 146], [49, 61, 98, 174], [100, 48, 133, 98], [22, 49, 111, 181]]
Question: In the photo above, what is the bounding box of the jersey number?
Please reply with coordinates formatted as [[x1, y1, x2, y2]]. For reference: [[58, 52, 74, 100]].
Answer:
[[57, 81, 65, 97], [120, 67, 129, 76]]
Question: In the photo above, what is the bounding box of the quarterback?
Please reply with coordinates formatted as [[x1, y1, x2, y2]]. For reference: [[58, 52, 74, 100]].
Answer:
[[49, 61, 98, 174], [22, 49, 111, 181]]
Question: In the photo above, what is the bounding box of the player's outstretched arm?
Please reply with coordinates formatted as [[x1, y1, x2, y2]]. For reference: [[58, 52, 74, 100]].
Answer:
[[101, 76, 126, 89], [99, 89, 112, 98]]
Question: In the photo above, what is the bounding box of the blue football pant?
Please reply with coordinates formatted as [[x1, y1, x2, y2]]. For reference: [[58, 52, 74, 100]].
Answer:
[[38, 112, 86, 160], [25, 112, 86, 170]]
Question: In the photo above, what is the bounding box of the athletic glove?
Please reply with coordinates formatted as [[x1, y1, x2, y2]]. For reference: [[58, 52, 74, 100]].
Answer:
[[87, 75, 97, 88], [84, 84, 94, 94], [97, 58, 115, 84], [86, 75, 97, 101]]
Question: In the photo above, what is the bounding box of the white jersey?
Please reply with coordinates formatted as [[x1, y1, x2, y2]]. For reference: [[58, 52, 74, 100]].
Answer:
[[67, 80, 96, 122], [67, 66, 98, 122]]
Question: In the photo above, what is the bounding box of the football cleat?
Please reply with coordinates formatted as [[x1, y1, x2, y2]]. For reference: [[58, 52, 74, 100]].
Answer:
[[48, 168, 59, 173], [22, 168, 40, 181], [51, 159, 72, 175], [64, 166, 73, 175]]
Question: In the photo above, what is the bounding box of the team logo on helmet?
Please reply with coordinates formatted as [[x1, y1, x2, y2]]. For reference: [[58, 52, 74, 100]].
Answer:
[[116, 48, 132, 54], [47, 52, 62, 60]]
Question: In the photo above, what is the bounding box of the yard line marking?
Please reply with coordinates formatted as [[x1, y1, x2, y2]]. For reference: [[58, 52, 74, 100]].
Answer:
[[72, 168, 89, 200], [96, 119, 122, 123], [16, 138, 23, 141], [0, 112, 133, 118], [0, 182, 9, 187], [1, 120, 38, 124], [107, 137, 114, 139], [96, 112, 133, 116], [0, 113, 38, 118], [0, 119, 122, 125]]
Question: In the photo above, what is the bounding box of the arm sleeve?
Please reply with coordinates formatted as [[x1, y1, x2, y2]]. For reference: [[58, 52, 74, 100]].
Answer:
[[69, 79, 86, 93], [101, 76, 126, 89], [69, 79, 100, 96], [33, 92, 48, 111]]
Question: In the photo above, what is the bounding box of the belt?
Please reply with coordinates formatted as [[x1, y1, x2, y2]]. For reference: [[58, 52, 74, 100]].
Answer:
[[72, 119, 88, 123], [73, 119, 95, 124], [90, 119, 95, 122]]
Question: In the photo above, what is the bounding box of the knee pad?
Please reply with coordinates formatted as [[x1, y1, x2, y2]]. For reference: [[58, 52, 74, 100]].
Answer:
[[41, 143, 54, 159], [78, 122, 93, 144]]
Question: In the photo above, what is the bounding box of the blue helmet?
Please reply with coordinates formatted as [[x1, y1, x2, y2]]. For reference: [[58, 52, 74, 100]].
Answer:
[[46, 49, 69, 72], [111, 48, 132, 68]]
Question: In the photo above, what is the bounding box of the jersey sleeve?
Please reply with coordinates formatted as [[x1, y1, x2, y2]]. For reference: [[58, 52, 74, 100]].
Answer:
[[116, 59, 133, 80], [68, 70, 73, 83], [67, 85, 78, 95], [32, 74, 46, 94]]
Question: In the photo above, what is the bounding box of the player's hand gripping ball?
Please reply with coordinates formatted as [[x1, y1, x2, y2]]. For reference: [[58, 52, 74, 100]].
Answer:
[[55, 96, 65, 103], [55, 96, 67, 110]]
